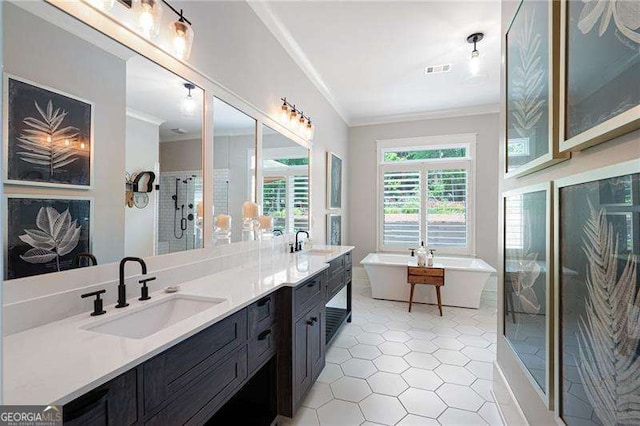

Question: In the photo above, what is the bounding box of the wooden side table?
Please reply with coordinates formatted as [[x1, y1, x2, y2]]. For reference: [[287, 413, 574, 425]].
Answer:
[[407, 266, 445, 316]]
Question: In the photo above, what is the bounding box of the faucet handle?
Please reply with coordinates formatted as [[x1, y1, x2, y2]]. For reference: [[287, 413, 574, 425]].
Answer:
[[408, 248, 416, 257], [138, 277, 156, 301], [81, 289, 107, 316]]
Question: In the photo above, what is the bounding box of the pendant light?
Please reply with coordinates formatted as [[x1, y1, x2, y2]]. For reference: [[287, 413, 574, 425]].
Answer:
[[466, 32, 484, 76], [134, 0, 163, 39], [170, 9, 194, 60], [181, 83, 197, 118]]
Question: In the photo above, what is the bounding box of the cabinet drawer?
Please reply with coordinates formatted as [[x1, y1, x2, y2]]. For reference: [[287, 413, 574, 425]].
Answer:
[[408, 275, 444, 285], [248, 292, 277, 336], [294, 273, 324, 318], [248, 323, 278, 372], [328, 256, 345, 275], [145, 346, 248, 426], [327, 272, 345, 298], [143, 310, 247, 414], [345, 251, 352, 267]]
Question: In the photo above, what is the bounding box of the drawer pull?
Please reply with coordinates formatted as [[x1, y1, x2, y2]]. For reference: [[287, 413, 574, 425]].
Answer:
[[307, 281, 317, 288], [306, 316, 318, 326], [257, 297, 271, 307], [257, 329, 272, 341]]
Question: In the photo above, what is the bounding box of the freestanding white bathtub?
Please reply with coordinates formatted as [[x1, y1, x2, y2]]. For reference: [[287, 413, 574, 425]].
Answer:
[[361, 253, 496, 309]]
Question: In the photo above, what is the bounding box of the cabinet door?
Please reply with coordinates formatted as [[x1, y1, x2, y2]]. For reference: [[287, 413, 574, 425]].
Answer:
[[293, 314, 311, 406], [309, 306, 326, 381]]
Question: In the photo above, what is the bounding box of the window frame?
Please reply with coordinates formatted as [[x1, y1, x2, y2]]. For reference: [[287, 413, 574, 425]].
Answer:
[[376, 134, 477, 256]]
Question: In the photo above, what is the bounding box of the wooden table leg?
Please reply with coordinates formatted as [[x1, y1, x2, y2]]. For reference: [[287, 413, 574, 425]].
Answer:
[[435, 285, 443, 317], [408, 283, 415, 312]]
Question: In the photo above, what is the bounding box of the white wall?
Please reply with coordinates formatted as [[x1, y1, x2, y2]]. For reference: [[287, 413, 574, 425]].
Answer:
[[348, 113, 500, 266], [3, 3, 126, 266], [125, 115, 159, 257]]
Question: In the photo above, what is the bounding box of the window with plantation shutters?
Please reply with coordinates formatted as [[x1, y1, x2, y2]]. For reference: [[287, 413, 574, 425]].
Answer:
[[262, 171, 308, 234], [263, 177, 287, 231], [377, 134, 475, 255], [291, 175, 309, 232]]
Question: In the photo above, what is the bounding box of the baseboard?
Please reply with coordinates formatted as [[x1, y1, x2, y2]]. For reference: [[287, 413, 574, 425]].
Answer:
[[493, 361, 529, 425]]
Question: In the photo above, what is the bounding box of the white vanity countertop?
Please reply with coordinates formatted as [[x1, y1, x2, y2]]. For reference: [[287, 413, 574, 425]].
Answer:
[[3, 245, 354, 405]]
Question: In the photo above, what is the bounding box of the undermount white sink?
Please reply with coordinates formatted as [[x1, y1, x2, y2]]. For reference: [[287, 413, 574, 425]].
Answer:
[[83, 294, 225, 339]]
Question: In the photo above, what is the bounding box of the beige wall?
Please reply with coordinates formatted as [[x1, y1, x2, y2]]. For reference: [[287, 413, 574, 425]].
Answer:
[[496, 1, 640, 424], [3, 3, 126, 265], [159, 138, 202, 173], [347, 113, 500, 267]]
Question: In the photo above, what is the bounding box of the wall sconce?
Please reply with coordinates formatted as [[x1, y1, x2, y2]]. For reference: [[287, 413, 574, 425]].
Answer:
[[280, 97, 315, 141], [170, 10, 194, 60], [466, 32, 484, 76], [133, 0, 163, 39], [181, 83, 197, 118]]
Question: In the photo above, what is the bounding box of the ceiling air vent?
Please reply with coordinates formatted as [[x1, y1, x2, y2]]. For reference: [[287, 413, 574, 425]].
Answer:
[[424, 64, 452, 75], [171, 128, 188, 135]]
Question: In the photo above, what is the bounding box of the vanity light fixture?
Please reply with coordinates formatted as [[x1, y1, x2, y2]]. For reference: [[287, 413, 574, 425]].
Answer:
[[466, 32, 484, 76], [280, 98, 315, 141], [134, 0, 163, 39], [181, 83, 197, 118], [167, 6, 194, 60]]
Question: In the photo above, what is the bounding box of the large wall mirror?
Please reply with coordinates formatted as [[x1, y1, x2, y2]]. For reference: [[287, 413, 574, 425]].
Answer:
[[212, 97, 256, 243], [261, 125, 310, 235], [2, 2, 204, 280]]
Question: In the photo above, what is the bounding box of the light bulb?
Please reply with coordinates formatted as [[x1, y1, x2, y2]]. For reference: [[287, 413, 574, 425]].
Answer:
[[469, 49, 480, 76], [280, 102, 290, 123], [182, 95, 197, 118], [171, 18, 194, 60], [306, 121, 315, 140], [289, 109, 298, 130], [65, 139, 70, 146], [46, 135, 52, 143], [80, 143, 86, 150], [135, 0, 162, 39]]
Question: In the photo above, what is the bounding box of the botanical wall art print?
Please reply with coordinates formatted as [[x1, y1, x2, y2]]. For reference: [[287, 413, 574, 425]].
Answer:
[[4, 75, 93, 187], [562, 0, 640, 150], [506, 0, 555, 176], [327, 151, 342, 209], [504, 185, 549, 396], [327, 214, 342, 246], [6, 196, 92, 280], [559, 169, 639, 425]]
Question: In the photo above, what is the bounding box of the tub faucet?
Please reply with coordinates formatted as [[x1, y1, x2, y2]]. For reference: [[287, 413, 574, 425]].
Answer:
[[117, 257, 148, 308], [295, 230, 309, 252]]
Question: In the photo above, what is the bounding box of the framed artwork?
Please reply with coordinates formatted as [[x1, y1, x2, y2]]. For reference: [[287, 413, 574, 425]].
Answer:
[[5, 195, 93, 280], [559, 0, 640, 153], [503, 182, 553, 407], [505, 0, 568, 178], [327, 214, 342, 246], [554, 161, 640, 425], [327, 151, 342, 209], [3, 74, 93, 188]]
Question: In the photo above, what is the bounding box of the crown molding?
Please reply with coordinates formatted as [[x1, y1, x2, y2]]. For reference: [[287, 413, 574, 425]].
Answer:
[[349, 103, 501, 127], [248, 1, 351, 125], [126, 108, 165, 126]]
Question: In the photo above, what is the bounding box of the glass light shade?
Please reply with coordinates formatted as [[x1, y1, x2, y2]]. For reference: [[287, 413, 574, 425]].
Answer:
[[289, 110, 299, 130], [298, 115, 306, 135], [134, 0, 163, 39], [469, 49, 480, 76], [181, 94, 197, 118], [280, 103, 290, 124], [171, 19, 194, 60], [85, 0, 115, 11], [306, 121, 315, 140]]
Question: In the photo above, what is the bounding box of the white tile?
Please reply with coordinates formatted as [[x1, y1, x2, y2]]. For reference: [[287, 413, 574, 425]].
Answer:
[[362, 322, 389, 333], [357, 332, 386, 346], [378, 341, 410, 356], [407, 329, 437, 341], [326, 347, 352, 364], [330, 376, 372, 402], [436, 383, 484, 411], [479, 402, 504, 425], [462, 347, 496, 363], [458, 334, 491, 348], [434, 364, 477, 386], [341, 358, 378, 379], [455, 325, 485, 336], [302, 382, 334, 409], [317, 363, 344, 384], [282, 407, 319, 426], [405, 339, 438, 354], [317, 400, 364, 426], [386, 321, 413, 331], [432, 337, 465, 351], [471, 378, 495, 401], [373, 355, 410, 373], [396, 414, 440, 426], [367, 371, 409, 396], [430, 327, 461, 338], [349, 344, 382, 360], [404, 352, 441, 370], [401, 368, 444, 391], [398, 388, 447, 418], [466, 360, 494, 380], [340, 324, 365, 337], [359, 393, 407, 425], [333, 334, 359, 349], [438, 408, 488, 425], [382, 330, 411, 343], [433, 349, 471, 366]]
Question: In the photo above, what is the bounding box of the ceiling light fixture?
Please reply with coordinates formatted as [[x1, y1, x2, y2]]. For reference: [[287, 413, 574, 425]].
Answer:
[[181, 82, 197, 118], [280, 98, 314, 141], [466, 32, 484, 76]]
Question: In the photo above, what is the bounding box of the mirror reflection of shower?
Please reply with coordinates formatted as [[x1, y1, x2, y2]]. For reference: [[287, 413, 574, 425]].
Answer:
[[172, 175, 196, 243]]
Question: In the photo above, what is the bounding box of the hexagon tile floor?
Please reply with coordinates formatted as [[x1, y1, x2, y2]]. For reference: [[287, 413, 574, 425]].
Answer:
[[283, 279, 502, 426]]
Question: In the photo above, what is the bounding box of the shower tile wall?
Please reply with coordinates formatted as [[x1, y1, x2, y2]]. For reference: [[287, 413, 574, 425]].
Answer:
[[157, 170, 203, 255], [213, 168, 230, 215]]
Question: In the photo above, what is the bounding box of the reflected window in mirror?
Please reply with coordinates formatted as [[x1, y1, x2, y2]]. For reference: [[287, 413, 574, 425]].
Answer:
[[261, 125, 310, 235], [212, 97, 257, 243]]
